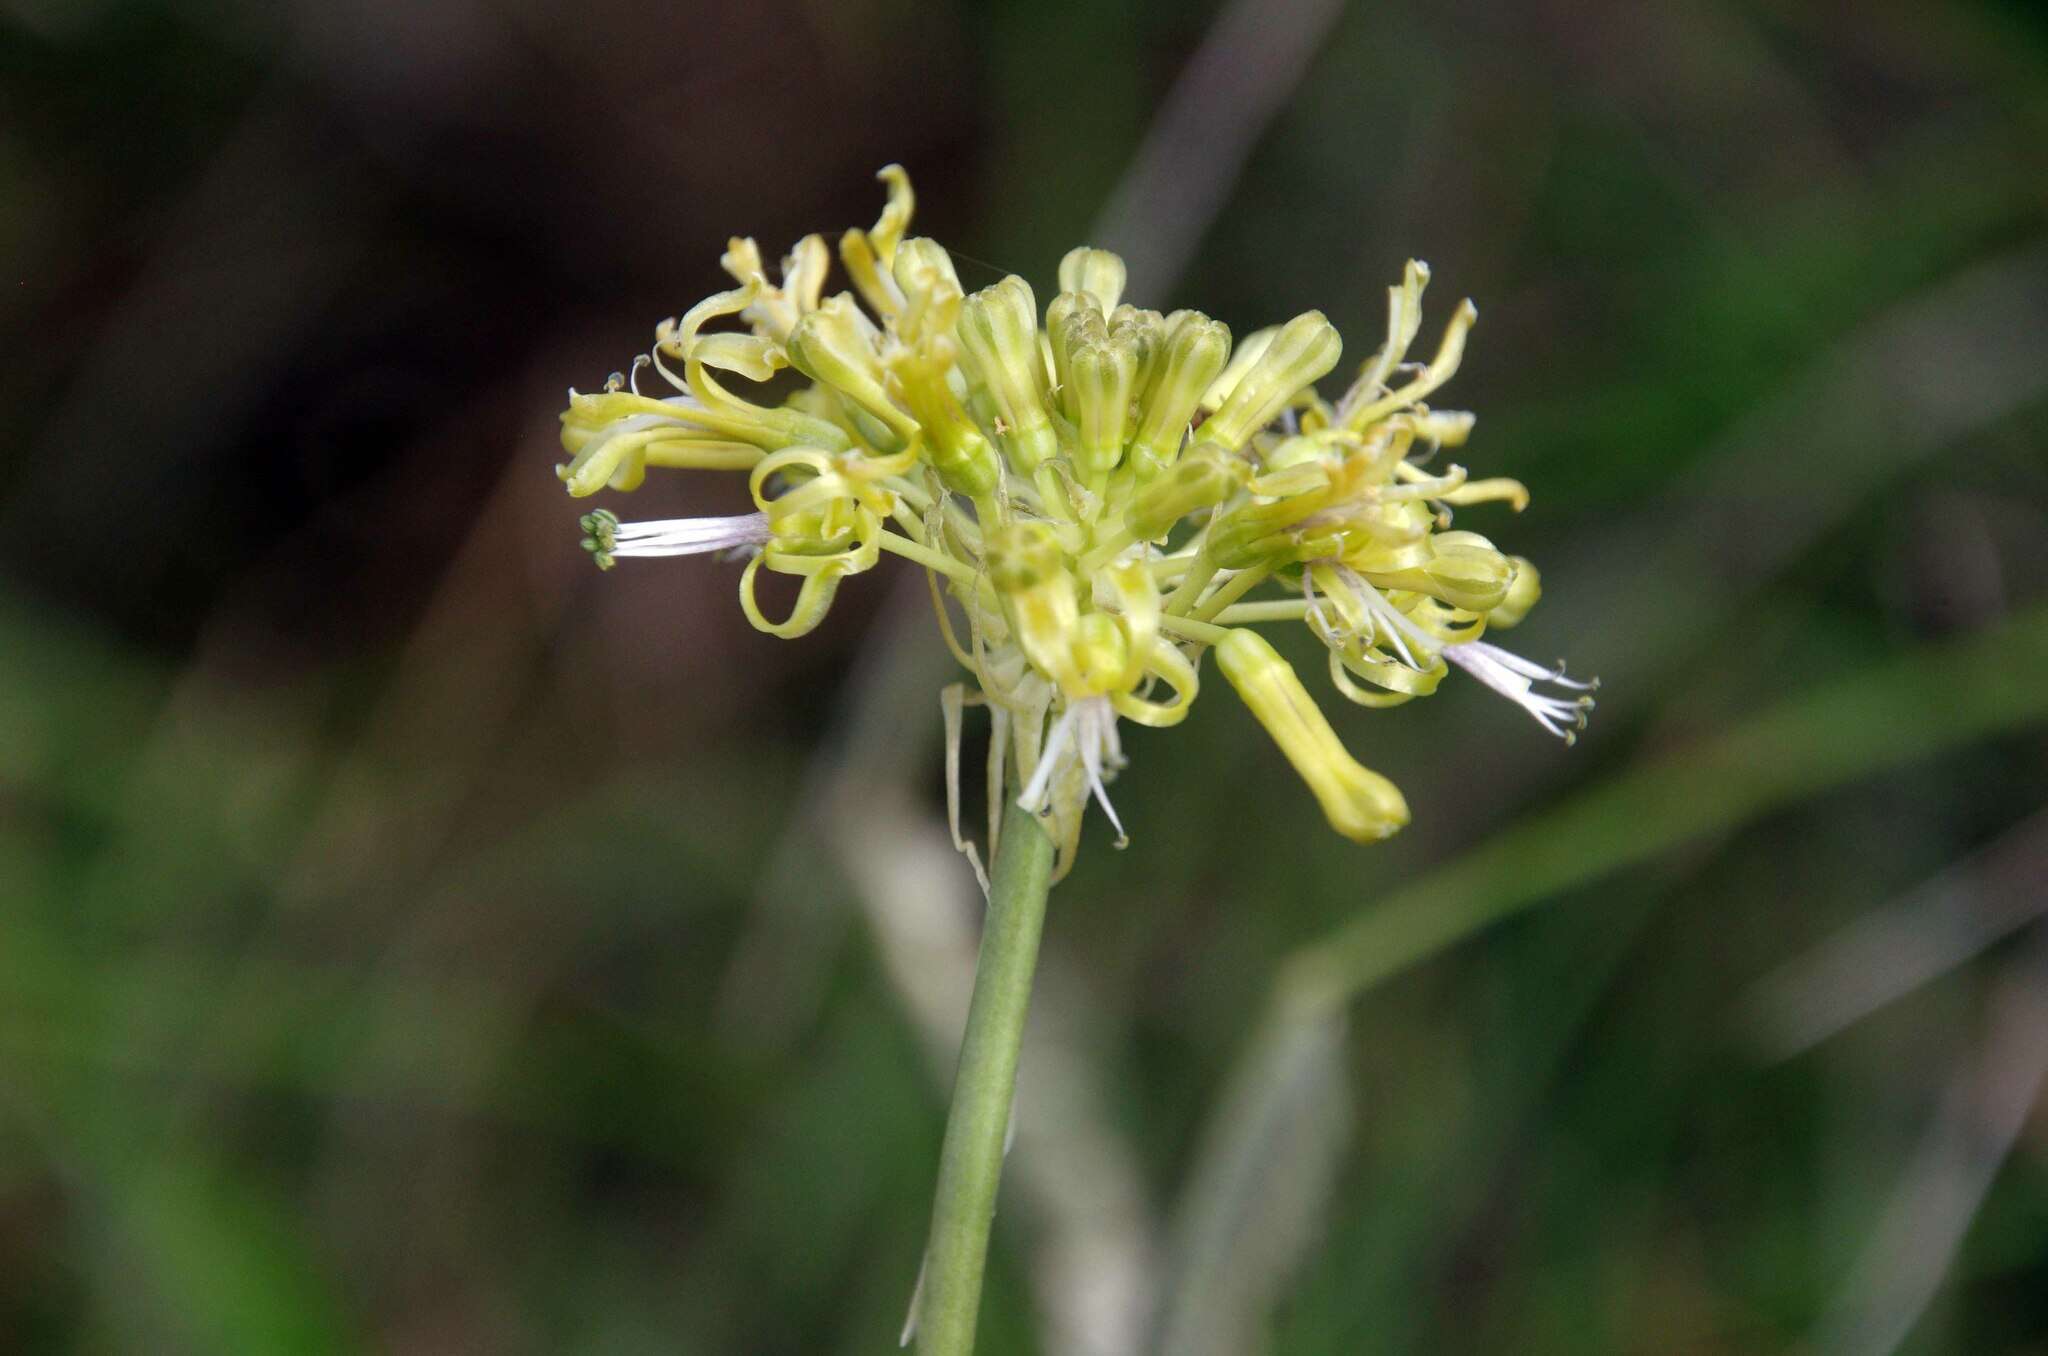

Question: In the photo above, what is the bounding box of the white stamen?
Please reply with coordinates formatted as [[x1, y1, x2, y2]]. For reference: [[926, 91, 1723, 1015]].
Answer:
[[1442, 641, 1598, 742], [606, 512, 771, 559], [1302, 571, 1340, 645], [1076, 699, 1128, 845], [1016, 695, 1129, 846], [1347, 571, 1424, 669], [1305, 567, 1423, 669], [1348, 577, 1598, 740], [1018, 706, 1075, 811]]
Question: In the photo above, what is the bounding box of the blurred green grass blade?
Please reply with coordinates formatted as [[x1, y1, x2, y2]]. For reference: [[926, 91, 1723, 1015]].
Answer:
[[67, 1129, 354, 1353], [11, 987, 354, 1351], [1152, 1014, 1351, 1356], [1279, 603, 2048, 1012]]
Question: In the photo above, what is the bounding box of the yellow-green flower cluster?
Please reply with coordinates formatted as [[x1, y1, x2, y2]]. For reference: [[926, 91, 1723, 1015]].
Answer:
[[560, 167, 1592, 877]]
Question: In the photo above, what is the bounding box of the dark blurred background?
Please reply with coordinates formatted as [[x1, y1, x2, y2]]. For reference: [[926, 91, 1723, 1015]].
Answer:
[[4, 0, 2048, 1351]]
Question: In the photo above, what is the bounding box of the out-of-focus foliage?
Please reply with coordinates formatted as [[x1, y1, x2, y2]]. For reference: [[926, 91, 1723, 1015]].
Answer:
[[2, 1, 2046, 1353]]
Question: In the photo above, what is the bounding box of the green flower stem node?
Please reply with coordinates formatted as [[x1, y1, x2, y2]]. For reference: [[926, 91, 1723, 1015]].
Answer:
[[916, 803, 1058, 1356]]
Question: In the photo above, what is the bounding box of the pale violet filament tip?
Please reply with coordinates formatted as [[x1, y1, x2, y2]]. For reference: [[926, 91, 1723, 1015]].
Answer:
[[1442, 641, 1598, 742]]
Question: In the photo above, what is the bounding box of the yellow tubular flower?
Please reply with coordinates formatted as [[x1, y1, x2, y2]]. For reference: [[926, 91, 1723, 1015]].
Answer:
[[785, 295, 921, 444], [559, 167, 1594, 873], [1057, 246, 1127, 311], [956, 276, 1059, 473], [1069, 331, 1137, 485], [839, 164, 913, 317], [1215, 630, 1409, 843], [721, 233, 830, 342], [987, 521, 1085, 694], [1124, 448, 1243, 540], [1128, 312, 1230, 477], [1202, 310, 1343, 448]]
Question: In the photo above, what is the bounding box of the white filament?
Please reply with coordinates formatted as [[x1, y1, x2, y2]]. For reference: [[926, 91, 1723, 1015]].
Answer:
[[1345, 575, 1596, 741], [1017, 695, 1128, 845], [1442, 641, 1596, 741], [607, 512, 771, 558]]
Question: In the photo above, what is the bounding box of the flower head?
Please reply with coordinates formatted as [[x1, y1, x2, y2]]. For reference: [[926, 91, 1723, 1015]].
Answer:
[[561, 167, 1594, 877]]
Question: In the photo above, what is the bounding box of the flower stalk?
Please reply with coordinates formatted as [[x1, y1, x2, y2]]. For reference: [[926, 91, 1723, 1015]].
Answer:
[[914, 802, 1056, 1356]]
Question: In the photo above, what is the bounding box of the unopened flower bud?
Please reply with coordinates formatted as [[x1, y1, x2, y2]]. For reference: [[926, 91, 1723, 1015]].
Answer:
[[957, 277, 1058, 471], [1420, 534, 1516, 612], [1359, 531, 1515, 613], [893, 236, 962, 297], [1070, 336, 1137, 483], [890, 237, 966, 351], [1044, 291, 1105, 421], [1128, 312, 1230, 477], [1201, 324, 1274, 411], [1110, 305, 1166, 393], [1488, 556, 1541, 628], [986, 519, 1066, 594], [1057, 246, 1127, 312], [1216, 629, 1409, 842], [1204, 311, 1342, 448], [894, 355, 999, 497], [988, 521, 1084, 691], [786, 295, 921, 443], [1124, 447, 1242, 540]]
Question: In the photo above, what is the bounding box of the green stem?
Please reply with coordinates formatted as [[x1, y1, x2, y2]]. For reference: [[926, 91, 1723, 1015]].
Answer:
[[1212, 598, 1310, 624], [1162, 548, 1219, 615], [1076, 522, 1139, 573], [1157, 611, 1232, 646], [876, 530, 980, 586], [1192, 563, 1272, 622], [916, 803, 1057, 1356]]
